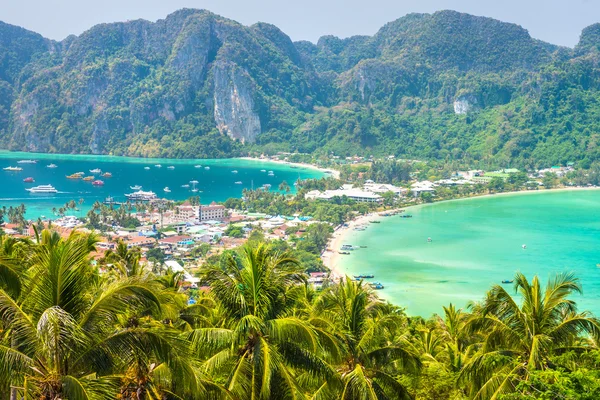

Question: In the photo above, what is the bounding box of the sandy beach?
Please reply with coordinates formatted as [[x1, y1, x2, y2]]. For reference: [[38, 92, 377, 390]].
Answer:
[[239, 156, 340, 179], [322, 209, 403, 278]]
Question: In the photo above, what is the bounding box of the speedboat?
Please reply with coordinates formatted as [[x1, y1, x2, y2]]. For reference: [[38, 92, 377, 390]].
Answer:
[[167, 166, 175, 169], [260, 169, 266, 172], [189, 180, 199, 184], [181, 184, 190, 188], [26, 184, 58, 193], [23, 177, 34, 183], [155, 164, 162, 168], [502, 280, 514, 284], [163, 187, 171, 193], [144, 166, 150, 170], [17, 160, 37, 164], [3, 166, 22, 171], [235, 181, 242, 184], [130, 185, 142, 190], [191, 188, 199, 192], [232, 170, 238, 174], [66, 173, 82, 179], [83, 176, 94, 181], [353, 274, 374, 279], [522, 244, 527, 249], [204, 166, 210, 170], [101, 172, 112, 177], [268, 171, 274, 176], [92, 180, 104, 186], [89, 168, 102, 174], [194, 165, 202, 168], [46, 163, 58, 168]]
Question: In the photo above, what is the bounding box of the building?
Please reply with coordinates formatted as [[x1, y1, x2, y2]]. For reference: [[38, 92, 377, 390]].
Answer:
[[173, 201, 226, 223], [410, 181, 437, 196], [305, 184, 383, 203], [159, 235, 194, 250], [363, 182, 407, 196], [201, 202, 226, 221]]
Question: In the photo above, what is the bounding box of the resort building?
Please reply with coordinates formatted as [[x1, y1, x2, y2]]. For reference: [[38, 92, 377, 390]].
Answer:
[[173, 201, 226, 223], [410, 181, 437, 196], [305, 186, 382, 203], [363, 182, 407, 196]]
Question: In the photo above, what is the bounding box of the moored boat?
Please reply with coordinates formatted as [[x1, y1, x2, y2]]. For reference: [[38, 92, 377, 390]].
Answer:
[[194, 165, 202, 168], [353, 274, 374, 279], [83, 176, 95, 181], [234, 181, 242, 184], [130, 185, 142, 190], [46, 163, 58, 168], [232, 170, 238, 174], [4, 166, 22, 171], [144, 166, 150, 170], [66, 173, 82, 179], [163, 187, 171, 193], [204, 166, 210, 170], [167, 166, 175, 169], [23, 177, 34, 183], [26, 184, 58, 194], [102, 172, 112, 178], [92, 180, 104, 186], [125, 190, 157, 201], [502, 280, 514, 284], [17, 160, 37, 164], [89, 168, 102, 174]]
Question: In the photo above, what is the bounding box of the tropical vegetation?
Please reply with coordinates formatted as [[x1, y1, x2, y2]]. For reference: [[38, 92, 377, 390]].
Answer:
[[0, 229, 599, 399]]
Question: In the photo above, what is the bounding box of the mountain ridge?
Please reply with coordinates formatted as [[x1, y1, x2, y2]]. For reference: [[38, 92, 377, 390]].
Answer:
[[0, 9, 599, 168]]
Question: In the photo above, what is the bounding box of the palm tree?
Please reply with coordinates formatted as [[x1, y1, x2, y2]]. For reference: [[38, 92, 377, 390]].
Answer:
[[460, 272, 600, 399], [0, 229, 212, 399], [103, 240, 144, 277], [312, 277, 421, 399], [193, 243, 332, 399]]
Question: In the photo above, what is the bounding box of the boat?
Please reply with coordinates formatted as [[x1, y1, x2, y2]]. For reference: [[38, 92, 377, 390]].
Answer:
[[83, 176, 95, 181], [101, 172, 112, 178], [66, 173, 82, 179], [3, 166, 22, 171], [369, 220, 381, 224], [235, 181, 242, 184], [26, 184, 58, 194], [17, 160, 37, 164], [92, 180, 104, 186], [163, 187, 171, 193], [268, 171, 274, 176], [46, 163, 58, 168], [191, 189, 199, 193], [353, 274, 374, 279], [89, 168, 102, 174], [189, 180, 199, 184], [155, 164, 162, 168], [502, 280, 514, 284], [338, 251, 350, 255], [167, 166, 175, 169], [181, 184, 190, 188], [260, 169, 266, 172], [125, 190, 157, 201], [400, 214, 413, 218], [130, 185, 142, 190], [232, 170, 238, 174], [522, 244, 527, 249], [262, 184, 271, 189], [204, 166, 210, 170], [23, 177, 34, 183], [194, 165, 202, 168], [144, 166, 150, 170], [369, 283, 385, 290], [427, 237, 432, 242]]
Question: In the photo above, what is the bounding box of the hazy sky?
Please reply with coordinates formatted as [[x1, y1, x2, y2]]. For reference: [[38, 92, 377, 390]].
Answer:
[[2, 0, 598, 47]]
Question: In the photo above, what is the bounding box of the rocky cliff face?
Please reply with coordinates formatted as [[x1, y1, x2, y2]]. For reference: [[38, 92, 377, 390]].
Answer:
[[213, 61, 261, 143]]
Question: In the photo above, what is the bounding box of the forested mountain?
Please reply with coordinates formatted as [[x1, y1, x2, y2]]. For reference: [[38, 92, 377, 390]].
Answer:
[[1, 9, 600, 167]]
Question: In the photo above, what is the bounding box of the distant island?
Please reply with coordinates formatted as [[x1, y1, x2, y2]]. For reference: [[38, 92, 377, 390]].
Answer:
[[0, 9, 599, 169]]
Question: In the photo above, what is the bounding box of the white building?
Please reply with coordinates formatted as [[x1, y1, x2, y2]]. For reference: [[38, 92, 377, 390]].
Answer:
[[305, 185, 382, 203], [173, 201, 226, 223], [411, 181, 437, 196], [363, 182, 407, 196]]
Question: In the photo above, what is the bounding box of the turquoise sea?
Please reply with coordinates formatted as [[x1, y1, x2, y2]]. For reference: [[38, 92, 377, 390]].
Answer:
[[0, 152, 323, 219], [337, 190, 600, 317]]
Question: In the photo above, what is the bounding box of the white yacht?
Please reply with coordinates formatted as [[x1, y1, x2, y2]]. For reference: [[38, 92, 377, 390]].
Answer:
[[155, 164, 162, 168], [260, 169, 266, 172], [3, 166, 23, 171], [181, 184, 190, 188], [163, 187, 171, 193], [194, 165, 202, 168], [268, 171, 274, 176], [232, 170, 238, 174], [89, 168, 102, 174], [17, 160, 37, 164], [235, 181, 242, 184], [167, 166, 175, 169], [130, 185, 142, 190], [144, 166, 150, 170], [26, 184, 58, 193], [204, 166, 210, 170], [125, 190, 157, 201], [46, 163, 58, 168]]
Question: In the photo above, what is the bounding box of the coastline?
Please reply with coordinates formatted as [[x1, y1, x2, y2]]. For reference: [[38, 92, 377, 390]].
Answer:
[[239, 156, 340, 179], [321, 186, 600, 275]]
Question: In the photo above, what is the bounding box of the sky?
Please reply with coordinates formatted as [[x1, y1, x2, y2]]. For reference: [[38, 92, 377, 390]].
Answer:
[[2, 0, 599, 47]]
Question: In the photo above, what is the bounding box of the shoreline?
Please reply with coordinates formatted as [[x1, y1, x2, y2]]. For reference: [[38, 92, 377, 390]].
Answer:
[[321, 186, 600, 275], [239, 156, 340, 179]]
